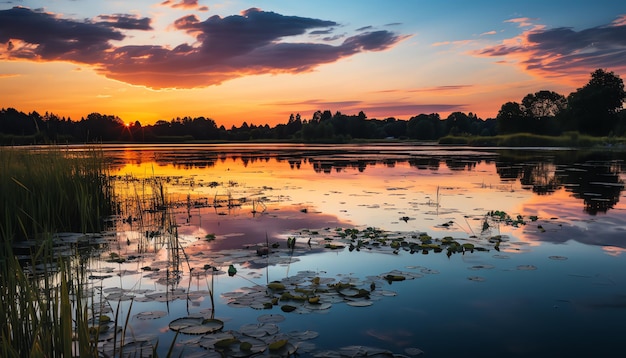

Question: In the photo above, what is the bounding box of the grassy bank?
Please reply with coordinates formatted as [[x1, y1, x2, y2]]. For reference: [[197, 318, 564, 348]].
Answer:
[[438, 132, 626, 147], [0, 147, 115, 357]]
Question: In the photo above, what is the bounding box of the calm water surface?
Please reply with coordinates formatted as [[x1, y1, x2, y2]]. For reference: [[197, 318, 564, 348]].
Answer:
[[78, 144, 626, 357]]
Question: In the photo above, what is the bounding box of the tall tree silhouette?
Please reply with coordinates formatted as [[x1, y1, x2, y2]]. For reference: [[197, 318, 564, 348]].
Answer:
[[565, 69, 625, 136]]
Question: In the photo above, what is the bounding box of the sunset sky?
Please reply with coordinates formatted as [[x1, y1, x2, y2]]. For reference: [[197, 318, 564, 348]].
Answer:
[[1, 1, 626, 127]]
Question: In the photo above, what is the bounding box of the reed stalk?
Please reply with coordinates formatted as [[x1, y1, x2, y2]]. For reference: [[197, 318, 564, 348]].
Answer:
[[0, 146, 115, 357]]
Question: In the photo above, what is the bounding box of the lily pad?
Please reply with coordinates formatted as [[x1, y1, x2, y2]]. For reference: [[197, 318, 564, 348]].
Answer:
[[517, 265, 537, 271], [338, 345, 393, 357], [257, 314, 285, 323], [240, 323, 279, 338], [405, 347, 425, 356], [346, 300, 373, 307], [268, 339, 288, 351], [281, 305, 297, 312], [169, 317, 224, 335], [287, 330, 319, 340], [134, 310, 167, 320]]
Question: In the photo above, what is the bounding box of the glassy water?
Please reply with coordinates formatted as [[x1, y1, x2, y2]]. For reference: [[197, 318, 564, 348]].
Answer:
[[73, 144, 626, 357]]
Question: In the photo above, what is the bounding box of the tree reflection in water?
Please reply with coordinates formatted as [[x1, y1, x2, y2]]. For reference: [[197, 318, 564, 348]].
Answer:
[[107, 144, 626, 215], [558, 162, 624, 215]]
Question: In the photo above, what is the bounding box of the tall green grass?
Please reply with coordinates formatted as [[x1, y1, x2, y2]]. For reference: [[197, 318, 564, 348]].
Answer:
[[0, 147, 114, 241], [0, 147, 115, 357]]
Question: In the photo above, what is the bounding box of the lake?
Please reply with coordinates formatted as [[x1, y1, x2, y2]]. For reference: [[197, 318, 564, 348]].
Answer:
[[71, 143, 626, 357]]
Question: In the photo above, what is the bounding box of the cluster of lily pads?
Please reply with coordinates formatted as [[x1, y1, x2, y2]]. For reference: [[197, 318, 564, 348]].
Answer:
[[163, 266, 427, 357], [222, 268, 424, 313], [163, 312, 424, 357], [84, 210, 546, 357], [307, 226, 499, 257]]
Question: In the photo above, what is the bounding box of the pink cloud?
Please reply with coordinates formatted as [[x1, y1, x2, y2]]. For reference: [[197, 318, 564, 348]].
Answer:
[[504, 17, 538, 28], [474, 15, 626, 83], [160, 0, 208, 11]]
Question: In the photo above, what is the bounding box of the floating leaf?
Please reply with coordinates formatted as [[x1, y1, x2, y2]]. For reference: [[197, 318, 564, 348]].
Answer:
[[549, 256, 568, 261], [304, 302, 332, 311], [214, 337, 239, 349], [169, 317, 224, 335], [240, 341, 252, 351], [268, 339, 288, 351], [257, 314, 285, 324], [384, 274, 406, 282], [468, 264, 495, 271], [339, 345, 392, 357], [346, 300, 373, 307], [240, 323, 279, 338], [267, 282, 286, 290], [405, 347, 425, 355], [517, 265, 537, 271], [287, 330, 319, 340], [134, 310, 167, 320]]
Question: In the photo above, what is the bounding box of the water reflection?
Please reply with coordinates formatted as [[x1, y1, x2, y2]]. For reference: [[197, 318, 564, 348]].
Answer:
[[558, 162, 624, 214], [61, 144, 626, 357], [101, 144, 626, 215]]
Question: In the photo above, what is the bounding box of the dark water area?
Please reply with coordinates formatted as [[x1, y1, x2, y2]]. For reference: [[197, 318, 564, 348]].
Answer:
[[62, 144, 626, 357]]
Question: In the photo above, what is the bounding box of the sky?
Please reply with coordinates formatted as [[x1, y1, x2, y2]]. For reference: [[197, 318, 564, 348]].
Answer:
[[1, 1, 626, 127]]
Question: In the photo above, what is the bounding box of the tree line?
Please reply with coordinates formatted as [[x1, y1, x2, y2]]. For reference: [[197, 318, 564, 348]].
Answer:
[[1, 69, 624, 144]]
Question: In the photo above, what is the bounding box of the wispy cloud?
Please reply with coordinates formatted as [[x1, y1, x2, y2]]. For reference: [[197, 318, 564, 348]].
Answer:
[[268, 98, 465, 118], [0, 73, 20, 79], [504, 17, 538, 28], [474, 15, 626, 81], [0, 7, 407, 89], [375, 85, 473, 95], [160, 0, 208, 11], [360, 103, 466, 117], [613, 15, 626, 26]]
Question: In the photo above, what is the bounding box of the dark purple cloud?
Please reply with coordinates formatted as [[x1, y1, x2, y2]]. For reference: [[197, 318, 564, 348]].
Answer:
[[475, 16, 626, 78], [356, 25, 373, 32], [96, 14, 152, 30], [0, 6, 407, 88], [310, 28, 335, 35], [0, 6, 123, 61]]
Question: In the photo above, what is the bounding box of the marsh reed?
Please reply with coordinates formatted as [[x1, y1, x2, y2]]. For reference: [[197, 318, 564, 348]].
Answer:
[[0, 147, 115, 357]]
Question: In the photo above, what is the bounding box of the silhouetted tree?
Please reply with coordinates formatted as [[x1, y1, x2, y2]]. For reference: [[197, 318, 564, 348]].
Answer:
[[519, 90, 566, 135], [522, 90, 567, 119], [565, 69, 626, 136], [496, 102, 526, 134], [407, 113, 441, 140]]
